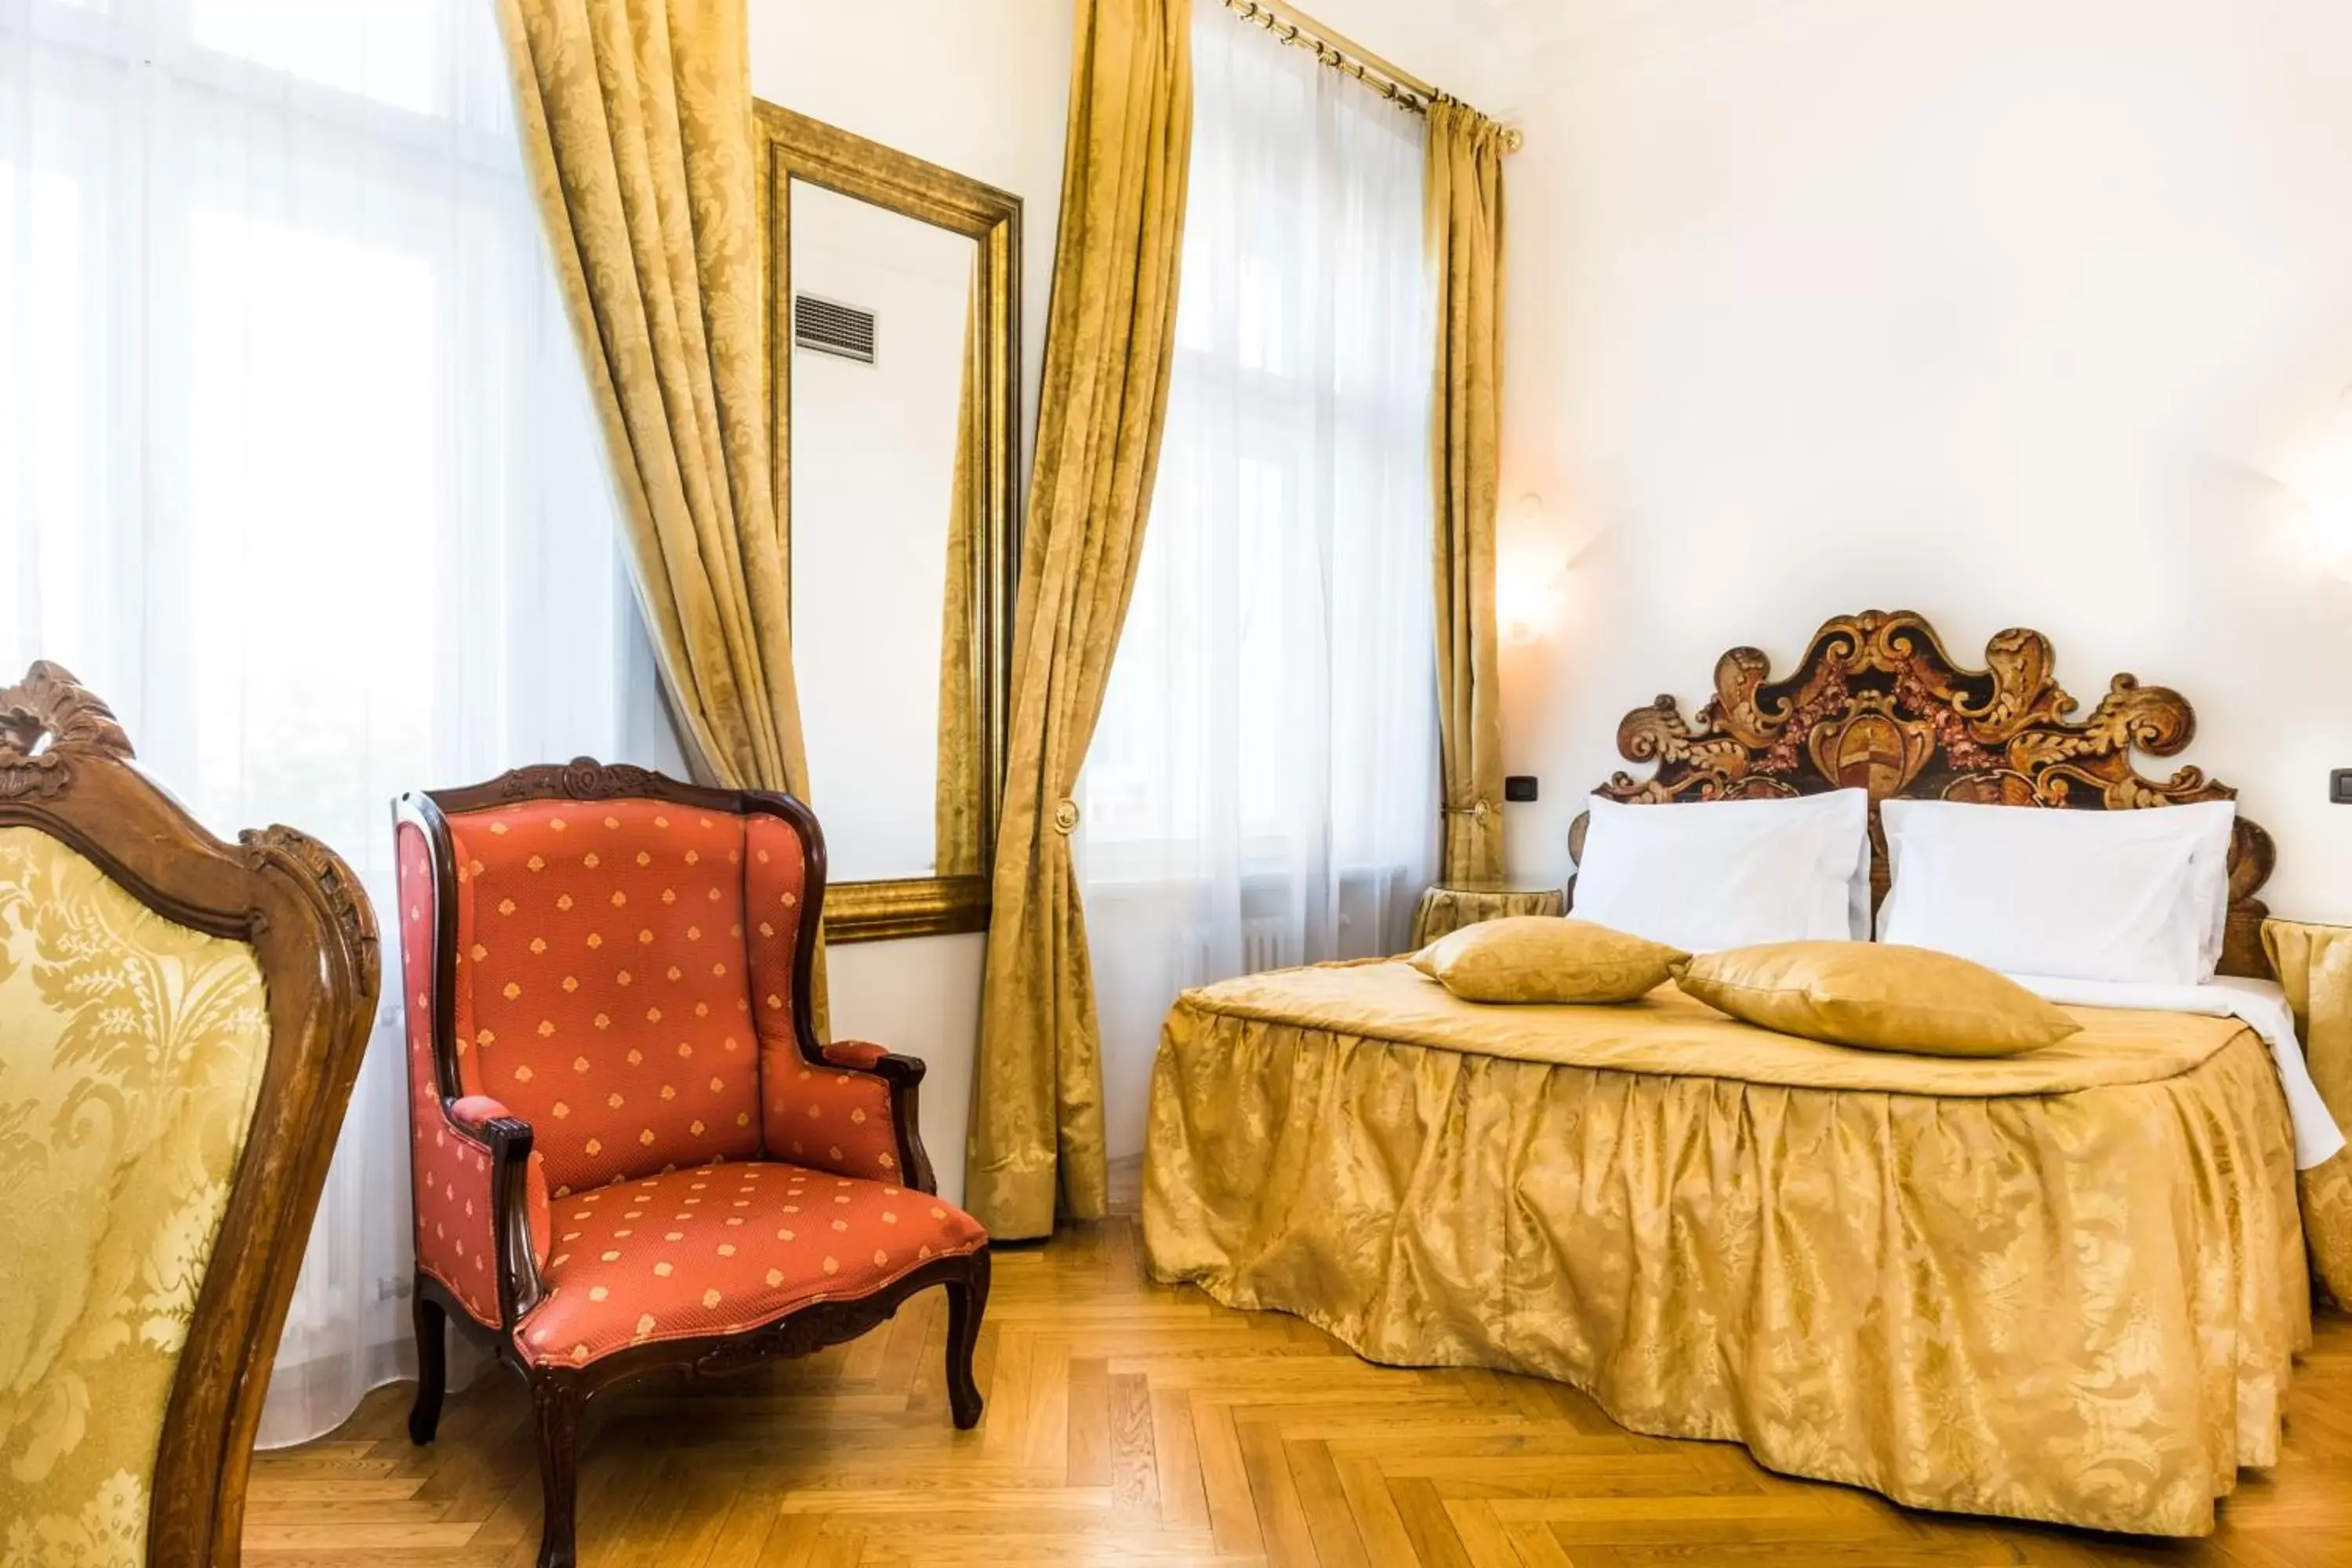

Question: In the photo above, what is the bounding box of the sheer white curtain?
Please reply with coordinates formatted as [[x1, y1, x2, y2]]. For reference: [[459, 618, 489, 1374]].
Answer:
[[1077, 8, 1440, 1160], [1, 0, 680, 1444]]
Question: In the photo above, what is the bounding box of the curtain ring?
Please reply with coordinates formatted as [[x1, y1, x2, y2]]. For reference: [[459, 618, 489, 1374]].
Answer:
[[1052, 799, 1080, 835]]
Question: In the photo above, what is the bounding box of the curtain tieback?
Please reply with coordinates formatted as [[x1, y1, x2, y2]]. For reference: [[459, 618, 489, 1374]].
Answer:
[[1443, 798, 1494, 824], [1052, 798, 1081, 835]]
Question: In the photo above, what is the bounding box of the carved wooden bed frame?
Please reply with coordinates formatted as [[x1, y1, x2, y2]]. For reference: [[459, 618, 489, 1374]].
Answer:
[[1567, 609, 2276, 978]]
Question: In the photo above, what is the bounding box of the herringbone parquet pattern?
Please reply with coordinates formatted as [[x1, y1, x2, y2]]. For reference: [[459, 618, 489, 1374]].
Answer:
[[245, 1217, 2352, 1567]]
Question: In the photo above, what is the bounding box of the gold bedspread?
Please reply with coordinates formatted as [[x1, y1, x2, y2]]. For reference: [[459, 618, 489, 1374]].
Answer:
[[1142, 960, 2311, 1536]]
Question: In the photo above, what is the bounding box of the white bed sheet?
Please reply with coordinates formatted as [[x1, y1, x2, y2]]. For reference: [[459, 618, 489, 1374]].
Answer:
[[2008, 971, 2343, 1169]]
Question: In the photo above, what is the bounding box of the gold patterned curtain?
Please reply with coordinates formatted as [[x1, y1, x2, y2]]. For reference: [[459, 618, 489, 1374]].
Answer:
[[495, 0, 824, 1025], [967, 0, 1193, 1240], [1426, 100, 1508, 883], [2265, 919, 2352, 1305], [936, 294, 982, 880]]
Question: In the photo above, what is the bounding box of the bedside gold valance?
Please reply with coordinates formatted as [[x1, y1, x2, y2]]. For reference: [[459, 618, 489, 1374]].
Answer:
[[2267, 918, 2352, 1305]]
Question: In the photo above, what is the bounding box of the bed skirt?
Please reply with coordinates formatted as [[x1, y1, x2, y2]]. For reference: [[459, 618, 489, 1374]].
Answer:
[[1142, 983, 2311, 1536]]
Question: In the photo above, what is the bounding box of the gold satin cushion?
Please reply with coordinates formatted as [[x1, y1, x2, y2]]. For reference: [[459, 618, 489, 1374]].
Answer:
[[1409, 916, 1686, 1004], [1673, 941, 2082, 1056]]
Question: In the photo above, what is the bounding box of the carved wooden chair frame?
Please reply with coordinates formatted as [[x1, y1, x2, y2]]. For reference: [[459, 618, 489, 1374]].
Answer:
[[397, 760, 989, 1568], [1567, 609, 2277, 977], [0, 662, 379, 1565]]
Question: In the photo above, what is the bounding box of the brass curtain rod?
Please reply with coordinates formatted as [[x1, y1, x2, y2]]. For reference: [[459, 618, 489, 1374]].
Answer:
[[1218, 0, 1525, 152]]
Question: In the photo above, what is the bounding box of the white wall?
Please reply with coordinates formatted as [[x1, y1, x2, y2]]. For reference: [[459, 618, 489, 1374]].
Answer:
[[1490, 0, 2352, 924], [750, 0, 1072, 1206]]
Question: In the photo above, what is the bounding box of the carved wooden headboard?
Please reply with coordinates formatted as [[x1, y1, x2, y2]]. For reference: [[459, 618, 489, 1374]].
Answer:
[[1566, 609, 2277, 978]]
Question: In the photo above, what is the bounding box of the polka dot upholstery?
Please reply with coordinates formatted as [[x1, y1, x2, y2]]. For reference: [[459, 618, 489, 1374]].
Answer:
[[401, 823, 504, 1327], [443, 799, 767, 1196], [411, 1118, 501, 1324], [756, 1040, 903, 1183], [514, 1162, 985, 1367], [400, 788, 973, 1361], [736, 815, 902, 1179], [450, 1094, 554, 1272]]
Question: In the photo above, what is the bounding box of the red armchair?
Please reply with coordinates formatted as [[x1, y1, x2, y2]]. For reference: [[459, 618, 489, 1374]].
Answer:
[[397, 760, 988, 1568]]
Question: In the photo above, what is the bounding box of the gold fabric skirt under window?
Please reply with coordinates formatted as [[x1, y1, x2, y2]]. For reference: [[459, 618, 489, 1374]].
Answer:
[[1142, 963, 2310, 1537]]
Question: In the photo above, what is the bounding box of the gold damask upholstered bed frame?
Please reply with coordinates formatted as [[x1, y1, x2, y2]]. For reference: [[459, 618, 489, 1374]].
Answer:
[[1566, 608, 2275, 978]]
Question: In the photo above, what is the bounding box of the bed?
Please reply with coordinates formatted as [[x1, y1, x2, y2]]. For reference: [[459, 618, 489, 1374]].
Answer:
[[1142, 610, 2338, 1536]]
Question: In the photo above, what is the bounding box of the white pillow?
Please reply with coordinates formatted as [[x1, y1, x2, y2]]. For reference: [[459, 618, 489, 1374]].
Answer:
[[1877, 798, 2236, 985], [1572, 789, 1871, 954]]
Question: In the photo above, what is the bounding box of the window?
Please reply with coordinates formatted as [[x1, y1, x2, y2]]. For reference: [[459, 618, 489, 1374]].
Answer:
[[0, 0, 670, 1443], [1077, 8, 1440, 1157]]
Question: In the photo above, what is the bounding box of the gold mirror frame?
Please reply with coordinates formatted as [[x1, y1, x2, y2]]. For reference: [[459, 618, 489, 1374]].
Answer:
[[756, 103, 1020, 943]]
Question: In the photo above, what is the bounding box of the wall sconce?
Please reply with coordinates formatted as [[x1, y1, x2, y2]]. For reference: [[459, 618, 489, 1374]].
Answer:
[[1497, 492, 1566, 645], [2317, 510, 2352, 584], [2285, 490, 2352, 584], [2307, 390, 2352, 583]]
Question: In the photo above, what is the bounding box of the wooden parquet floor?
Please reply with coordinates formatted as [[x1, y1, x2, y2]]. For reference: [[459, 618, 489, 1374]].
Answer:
[[245, 1217, 2352, 1568]]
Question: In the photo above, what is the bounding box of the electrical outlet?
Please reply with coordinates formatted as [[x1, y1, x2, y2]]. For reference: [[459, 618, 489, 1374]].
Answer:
[[1504, 775, 1538, 802], [2333, 768, 2352, 804]]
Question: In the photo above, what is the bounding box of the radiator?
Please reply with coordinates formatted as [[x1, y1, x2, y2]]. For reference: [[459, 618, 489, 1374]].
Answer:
[[1191, 862, 1414, 979], [1239, 915, 1292, 975]]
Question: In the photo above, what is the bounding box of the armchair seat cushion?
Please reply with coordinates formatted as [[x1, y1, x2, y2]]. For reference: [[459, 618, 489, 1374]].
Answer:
[[514, 1161, 986, 1367]]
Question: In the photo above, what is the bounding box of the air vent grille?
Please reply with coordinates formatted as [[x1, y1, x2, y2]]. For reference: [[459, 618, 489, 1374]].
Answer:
[[794, 294, 876, 364]]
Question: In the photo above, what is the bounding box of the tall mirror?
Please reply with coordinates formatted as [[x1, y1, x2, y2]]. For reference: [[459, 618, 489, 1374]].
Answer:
[[757, 105, 1018, 941]]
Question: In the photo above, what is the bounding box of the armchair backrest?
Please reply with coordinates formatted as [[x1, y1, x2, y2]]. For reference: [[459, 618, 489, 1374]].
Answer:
[[0, 663, 378, 1566], [396, 762, 824, 1199]]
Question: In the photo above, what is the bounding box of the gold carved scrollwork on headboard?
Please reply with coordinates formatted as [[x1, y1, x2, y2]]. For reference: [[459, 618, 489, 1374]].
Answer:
[[1569, 611, 2278, 978]]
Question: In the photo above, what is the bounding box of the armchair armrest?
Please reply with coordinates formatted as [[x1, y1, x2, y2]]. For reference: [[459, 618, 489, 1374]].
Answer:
[[442, 1096, 550, 1330], [770, 1041, 938, 1194]]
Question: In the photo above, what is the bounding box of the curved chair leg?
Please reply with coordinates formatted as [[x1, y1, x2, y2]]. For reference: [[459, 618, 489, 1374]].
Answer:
[[407, 1281, 446, 1445], [944, 1248, 990, 1430], [530, 1374, 583, 1568]]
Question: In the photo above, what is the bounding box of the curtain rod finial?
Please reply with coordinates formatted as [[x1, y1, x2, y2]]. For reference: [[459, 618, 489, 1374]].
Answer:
[[1502, 127, 1526, 154]]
